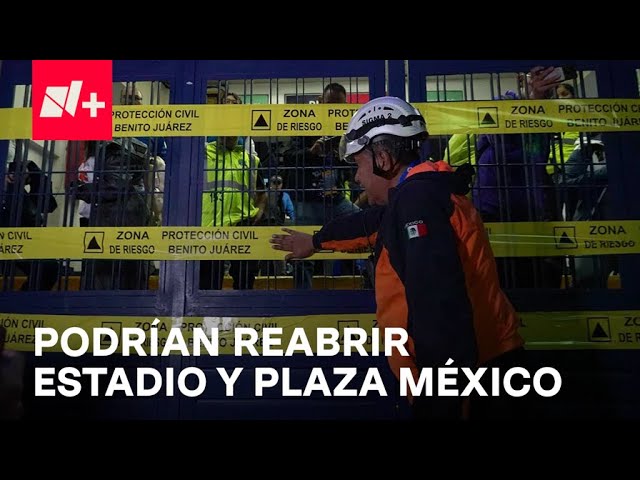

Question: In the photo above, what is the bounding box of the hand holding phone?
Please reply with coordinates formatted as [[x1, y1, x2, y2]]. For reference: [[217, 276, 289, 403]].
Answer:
[[549, 66, 578, 83], [527, 66, 572, 99]]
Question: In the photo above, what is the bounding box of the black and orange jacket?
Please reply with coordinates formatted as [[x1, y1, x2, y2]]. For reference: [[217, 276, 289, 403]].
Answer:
[[313, 161, 523, 384]]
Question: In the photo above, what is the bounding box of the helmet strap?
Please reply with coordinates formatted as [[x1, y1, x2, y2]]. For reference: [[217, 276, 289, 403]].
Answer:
[[371, 148, 403, 180]]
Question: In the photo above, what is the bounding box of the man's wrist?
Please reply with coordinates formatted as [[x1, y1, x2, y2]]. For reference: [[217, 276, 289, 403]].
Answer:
[[311, 233, 323, 250]]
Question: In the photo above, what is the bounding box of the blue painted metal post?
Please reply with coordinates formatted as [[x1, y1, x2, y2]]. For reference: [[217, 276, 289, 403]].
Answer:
[[386, 60, 406, 99]]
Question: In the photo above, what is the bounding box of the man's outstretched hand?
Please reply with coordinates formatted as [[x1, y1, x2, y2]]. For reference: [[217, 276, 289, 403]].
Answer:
[[270, 228, 316, 261]]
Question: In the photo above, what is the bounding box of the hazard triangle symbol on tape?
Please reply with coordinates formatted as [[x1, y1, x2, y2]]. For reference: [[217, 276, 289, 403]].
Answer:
[[554, 226, 578, 249], [481, 113, 496, 125], [87, 236, 101, 250], [254, 115, 268, 128], [588, 317, 611, 342], [592, 323, 608, 338], [559, 232, 574, 245]]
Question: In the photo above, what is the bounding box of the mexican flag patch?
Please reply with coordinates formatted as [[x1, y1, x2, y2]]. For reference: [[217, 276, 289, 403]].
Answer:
[[406, 221, 427, 239]]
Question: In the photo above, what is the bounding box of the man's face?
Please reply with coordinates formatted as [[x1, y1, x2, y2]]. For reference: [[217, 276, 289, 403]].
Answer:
[[354, 149, 390, 205], [270, 178, 283, 190]]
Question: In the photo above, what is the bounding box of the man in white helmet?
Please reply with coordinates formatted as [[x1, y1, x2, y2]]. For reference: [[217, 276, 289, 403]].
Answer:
[[271, 96, 524, 420]]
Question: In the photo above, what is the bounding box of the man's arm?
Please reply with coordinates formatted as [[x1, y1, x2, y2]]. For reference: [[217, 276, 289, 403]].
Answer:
[[313, 205, 385, 252], [270, 206, 385, 260]]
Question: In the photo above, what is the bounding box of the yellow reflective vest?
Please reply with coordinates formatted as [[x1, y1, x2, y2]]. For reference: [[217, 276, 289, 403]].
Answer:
[[201, 142, 260, 227], [549, 131, 579, 175], [444, 133, 477, 167]]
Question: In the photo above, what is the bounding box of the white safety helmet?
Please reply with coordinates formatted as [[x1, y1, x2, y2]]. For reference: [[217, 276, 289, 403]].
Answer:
[[341, 96, 428, 163]]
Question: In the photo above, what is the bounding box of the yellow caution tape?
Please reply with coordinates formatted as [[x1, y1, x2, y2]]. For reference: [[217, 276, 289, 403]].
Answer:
[[520, 311, 640, 350], [0, 221, 638, 260], [2, 99, 640, 139], [0, 107, 31, 139], [420, 99, 640, 135], [0, 226, 365, 260], [3, 311, 640, 353], [486, 221, 640, 258], [0, 104, 359, 140]]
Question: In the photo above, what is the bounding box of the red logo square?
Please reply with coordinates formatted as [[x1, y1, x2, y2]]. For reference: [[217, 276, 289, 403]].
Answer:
[[32, 60, 113, 141]]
